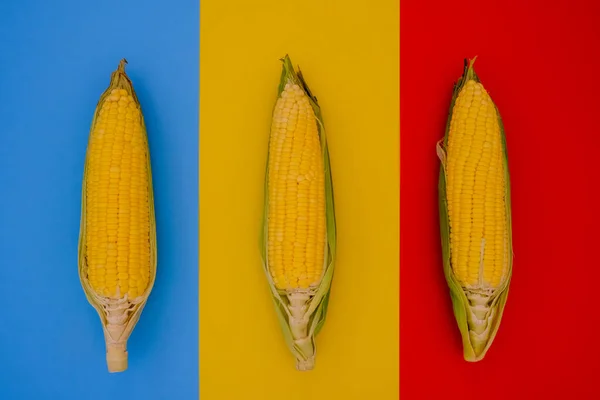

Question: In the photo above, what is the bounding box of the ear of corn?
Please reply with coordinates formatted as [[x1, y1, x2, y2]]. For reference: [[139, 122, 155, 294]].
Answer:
[[78, 59, 157, 373], [436, 58, 513, 362], [260, 55, 336, 371]]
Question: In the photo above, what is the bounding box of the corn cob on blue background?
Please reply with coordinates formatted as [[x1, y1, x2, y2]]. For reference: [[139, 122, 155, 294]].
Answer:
[[0, 0, 198, 398]]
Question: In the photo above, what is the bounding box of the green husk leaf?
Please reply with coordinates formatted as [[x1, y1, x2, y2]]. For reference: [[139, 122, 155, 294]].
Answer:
[[260, 55, 336, 371], [437, 58, 513, 362], [77, 59, 158, 372]]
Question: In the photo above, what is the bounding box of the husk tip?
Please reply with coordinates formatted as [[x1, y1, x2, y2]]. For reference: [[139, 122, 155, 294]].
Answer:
[[464, 56, 478, 80], [280, 54, 296, 77], [468, 56, 478, 68], [117, 58, 128, 72], [279, 53, 291, 63]]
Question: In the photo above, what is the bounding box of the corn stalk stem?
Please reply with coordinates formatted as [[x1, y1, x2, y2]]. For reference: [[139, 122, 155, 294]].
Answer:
[[464, 290, 495, 358], [103, 300, 131, 372], [287, 292, 314, 371]]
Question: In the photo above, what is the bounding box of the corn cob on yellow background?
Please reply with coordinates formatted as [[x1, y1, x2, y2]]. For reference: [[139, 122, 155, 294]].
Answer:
[[199, 0, 399, 398]]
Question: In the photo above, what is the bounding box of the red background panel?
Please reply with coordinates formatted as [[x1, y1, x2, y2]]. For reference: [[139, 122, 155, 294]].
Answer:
[[400, 0, 600, 398]]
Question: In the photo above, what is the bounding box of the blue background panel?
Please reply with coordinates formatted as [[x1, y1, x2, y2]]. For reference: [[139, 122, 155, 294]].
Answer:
[[0, 1, 198, 399]]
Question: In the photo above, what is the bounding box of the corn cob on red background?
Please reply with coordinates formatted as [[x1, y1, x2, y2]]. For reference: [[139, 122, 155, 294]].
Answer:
[[401, 0, 600, 398]]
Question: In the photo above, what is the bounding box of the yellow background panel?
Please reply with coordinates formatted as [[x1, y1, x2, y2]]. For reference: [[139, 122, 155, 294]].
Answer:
[[199, 1, 399, 398]]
